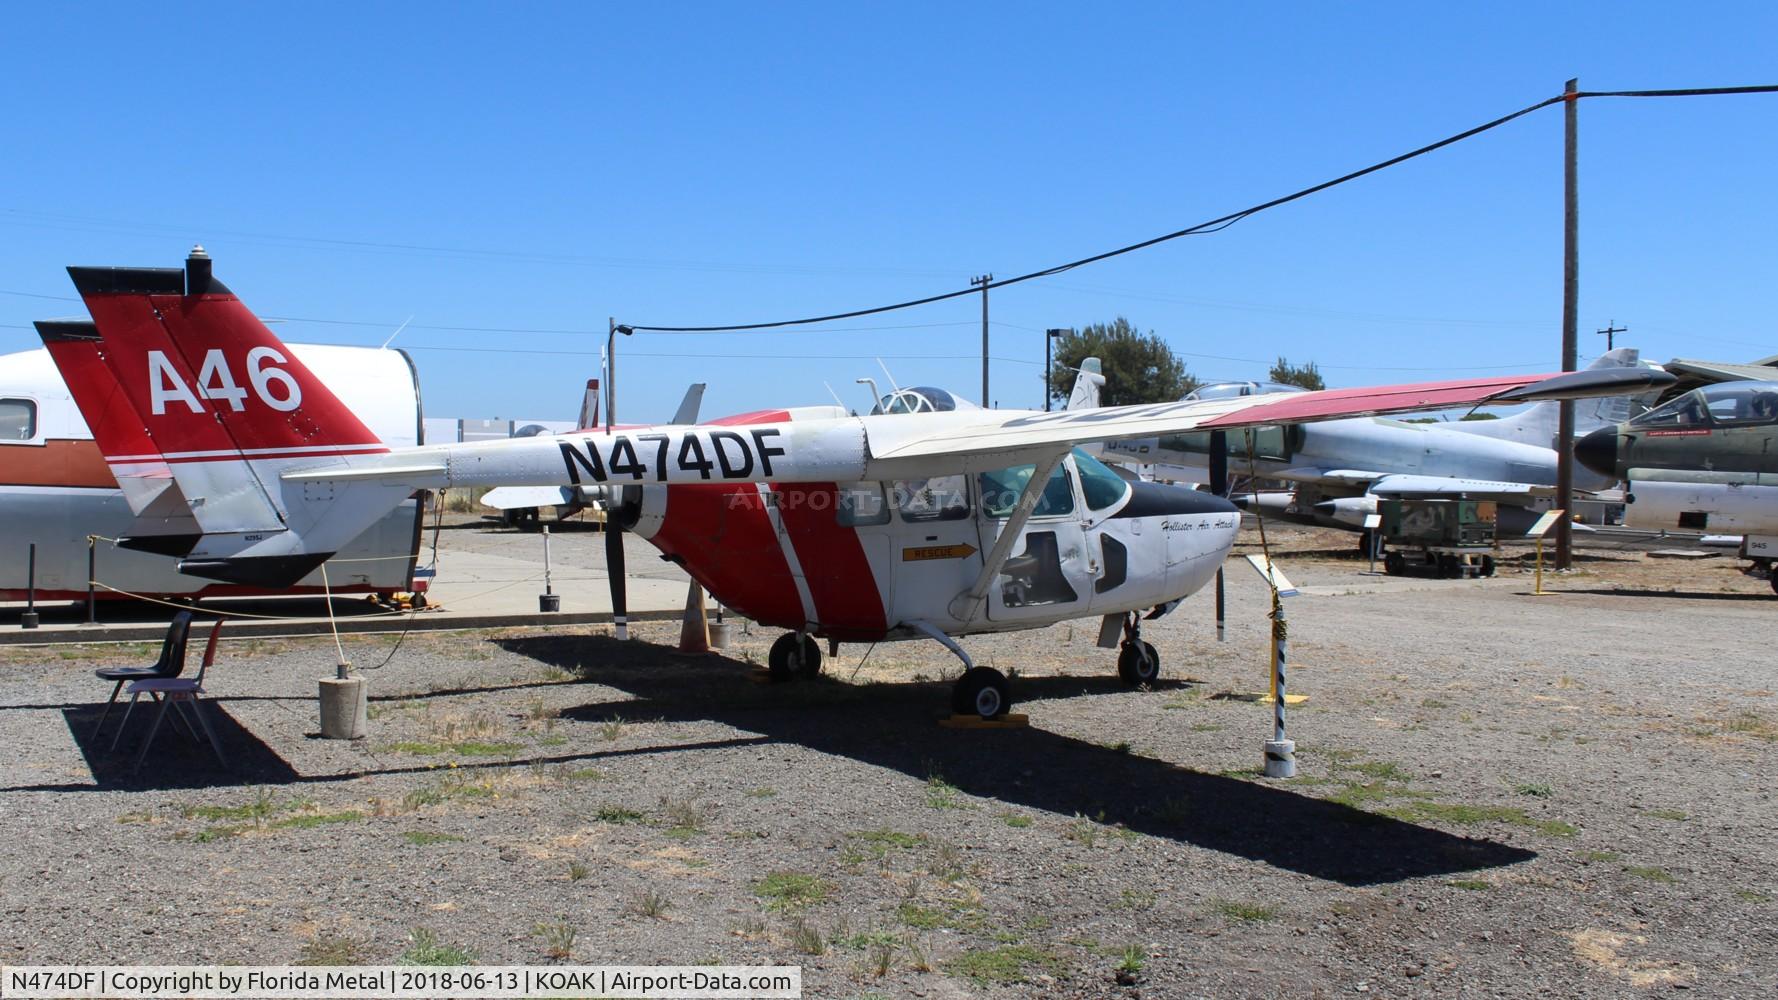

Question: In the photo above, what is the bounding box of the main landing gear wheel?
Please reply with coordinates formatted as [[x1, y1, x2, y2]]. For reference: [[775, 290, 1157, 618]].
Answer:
[[767, 632, 822, 681], [1384, 551, 1406, 576], [951, 666, 1010, 719], [1118, 640, 1160, 686], [1770, 574, 1778, 596]]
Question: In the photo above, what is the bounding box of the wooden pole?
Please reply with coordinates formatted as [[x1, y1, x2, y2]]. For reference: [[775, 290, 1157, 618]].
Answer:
[[1555, 77, 1580, 570]]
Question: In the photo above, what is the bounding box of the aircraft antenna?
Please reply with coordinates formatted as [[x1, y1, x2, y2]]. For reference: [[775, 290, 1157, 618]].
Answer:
[[379, 316, 414, 350], [876, 357, 901, 393]]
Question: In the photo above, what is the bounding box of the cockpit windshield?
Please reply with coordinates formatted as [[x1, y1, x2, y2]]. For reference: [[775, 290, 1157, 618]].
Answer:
[[1183, 381, 1310, 402], [871, 387, 982, 416], [1630, 381, 1778, 429]]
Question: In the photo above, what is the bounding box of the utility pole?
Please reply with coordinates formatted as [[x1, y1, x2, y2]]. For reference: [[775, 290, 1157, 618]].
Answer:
[[972, 274, 993, 406], [1596, 319, 1627, 352], [1556, 77, 1580, 571], [1044, 328, 1068, 410]]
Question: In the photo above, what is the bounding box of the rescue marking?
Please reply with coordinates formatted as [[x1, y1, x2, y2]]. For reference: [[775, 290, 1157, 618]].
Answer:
[[901, 543, 978, 562]]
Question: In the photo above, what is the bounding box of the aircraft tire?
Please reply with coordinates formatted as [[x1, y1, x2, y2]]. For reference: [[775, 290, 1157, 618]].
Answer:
[[1770, 574, 1778, 596], [952, 667, 1010, 719], [1117, 640, 1161, 686], [1384, 552, 1406, 576], [768, 633, 822, 681], [1481, 555, 1496, 578]]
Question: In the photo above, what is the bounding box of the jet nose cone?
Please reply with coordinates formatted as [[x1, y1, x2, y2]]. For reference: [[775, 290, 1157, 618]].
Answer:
[[1575, 427, 1620, 479]]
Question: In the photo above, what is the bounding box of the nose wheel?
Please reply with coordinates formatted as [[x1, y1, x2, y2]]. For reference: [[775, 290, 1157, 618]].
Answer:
[[1116, 613, 1161, 686], [768, 632, 822, 681], [951, 667, 1011, 719]]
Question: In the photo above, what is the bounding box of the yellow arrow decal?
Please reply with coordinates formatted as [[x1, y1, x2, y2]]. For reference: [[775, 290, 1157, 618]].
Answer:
[[901, 543, 978, 562]]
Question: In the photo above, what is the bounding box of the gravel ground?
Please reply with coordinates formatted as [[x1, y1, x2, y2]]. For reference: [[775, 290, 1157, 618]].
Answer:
[[1, 525, 1774, 999]]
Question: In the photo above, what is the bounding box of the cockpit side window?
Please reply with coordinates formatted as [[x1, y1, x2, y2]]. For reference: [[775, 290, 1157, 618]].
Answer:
[[892, 476, 971, 522], [978, 462, 1075, 519], [0, 398, 36, 442], [1630, 391, 1711, 429], [1704, 385, 1778, 426], [1072, 448, 1130, 511]]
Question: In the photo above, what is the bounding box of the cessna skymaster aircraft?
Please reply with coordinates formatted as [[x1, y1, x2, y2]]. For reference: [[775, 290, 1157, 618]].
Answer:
[[47, 253, 1670, 717]]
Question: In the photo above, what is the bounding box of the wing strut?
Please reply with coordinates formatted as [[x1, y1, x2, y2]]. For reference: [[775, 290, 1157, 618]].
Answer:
[[949, 450, 1068, 624]]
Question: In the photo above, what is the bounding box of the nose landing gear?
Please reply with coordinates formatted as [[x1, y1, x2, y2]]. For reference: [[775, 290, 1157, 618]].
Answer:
[[1115, 612, 1160, 686]]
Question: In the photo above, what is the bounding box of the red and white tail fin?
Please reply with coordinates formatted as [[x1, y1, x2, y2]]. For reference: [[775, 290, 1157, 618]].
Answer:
[[70, 249, 409, 586], [34, 319, 202, 553]]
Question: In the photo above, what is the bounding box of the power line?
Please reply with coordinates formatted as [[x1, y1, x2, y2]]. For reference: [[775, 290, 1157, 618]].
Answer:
[[622, 84, 1778, 334]]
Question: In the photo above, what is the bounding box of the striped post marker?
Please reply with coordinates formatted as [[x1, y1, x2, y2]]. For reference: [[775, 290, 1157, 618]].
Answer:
[[1263, 593, 1296, 778]]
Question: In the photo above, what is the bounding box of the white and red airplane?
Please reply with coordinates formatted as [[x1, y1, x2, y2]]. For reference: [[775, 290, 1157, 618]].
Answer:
[[44, 252, 1670, 717]]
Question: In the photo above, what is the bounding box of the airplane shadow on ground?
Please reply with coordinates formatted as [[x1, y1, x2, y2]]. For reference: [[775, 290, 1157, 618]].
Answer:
[[510, 635, 1534, 888], [10, 635, 1535, 886]]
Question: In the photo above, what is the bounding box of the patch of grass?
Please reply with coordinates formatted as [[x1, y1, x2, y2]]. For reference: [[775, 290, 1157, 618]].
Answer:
[[562, 767, 606, 782], [1188, 722, 1224, 732], [595, 806, 644, 824], [628, 889, 673, 919], [930, 842, 970, 881], [1116, 944, 1145, 976], [1513, 782, 1554, 797], [846, 828, 926, 860], [1721, 712, 1777, 740], [1117, 888, 1157, 911], [596, 715, 627, 741], [297, 931, 369, 966], [1348, 760, 1411, 782], [924, 774, 968, 810], [755, 871, 831, 912], [866, 939, 897, 978], [1211, 899, 1279, 922], [1625, 865, 1678, 884], [897, 904, 947, 930], [531, 921, 576, 960], [787, 917, 825, 955], [745, 786, 777, 798], [999, 811, 1033, 828], [271, 810, 364, 831], [536, 734, 568, 748], [945, 945, 1065, 985], [1382, 800, 1577, 837], [1580, 850, 1619, 863], [192, 825, 249, 843], [399, 928, 474, 966], [1734, 889, 1772, 903], [1448, 879, 1491, 891], [1648, 808, 1688, 821], [1101, 740, 1132, 754], [401, 831, 463, 846], [181, 788, 279, 823], [567, 861, 590, 881], [390, 740, 523, 757], [658, 795, 710, 838]]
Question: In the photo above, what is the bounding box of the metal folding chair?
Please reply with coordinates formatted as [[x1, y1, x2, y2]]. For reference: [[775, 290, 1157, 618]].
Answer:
[[93, 611, 193, 738], [111, 619, 227, 773]]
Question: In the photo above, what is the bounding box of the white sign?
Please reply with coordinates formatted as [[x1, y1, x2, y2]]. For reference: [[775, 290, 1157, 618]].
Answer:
[[1243, 554, 1299, 597], [1525, 508, 1566, 538]]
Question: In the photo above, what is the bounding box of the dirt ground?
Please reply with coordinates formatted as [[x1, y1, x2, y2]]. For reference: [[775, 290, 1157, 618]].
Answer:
[[1, 525, 1773, 999]]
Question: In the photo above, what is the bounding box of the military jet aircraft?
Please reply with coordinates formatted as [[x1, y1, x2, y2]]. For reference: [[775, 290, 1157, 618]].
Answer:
[[1101, 350, 1662, 537], [1576, 379, 1778, 591]]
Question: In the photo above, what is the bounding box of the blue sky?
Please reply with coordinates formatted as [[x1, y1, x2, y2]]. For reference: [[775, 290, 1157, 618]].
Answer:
[[2, 4, 1774, 423]]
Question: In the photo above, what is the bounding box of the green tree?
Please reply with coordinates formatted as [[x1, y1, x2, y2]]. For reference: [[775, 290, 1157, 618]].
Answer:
[[1267, 356, 1325, 391], [1046, 318, 1196, 407]]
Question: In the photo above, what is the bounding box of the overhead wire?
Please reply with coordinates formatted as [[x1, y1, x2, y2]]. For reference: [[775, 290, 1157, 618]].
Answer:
[[620, 84, 1778, 334]]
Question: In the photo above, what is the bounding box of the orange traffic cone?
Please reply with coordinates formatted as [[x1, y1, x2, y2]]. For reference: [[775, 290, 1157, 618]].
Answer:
[[675, 580, 710, 655]]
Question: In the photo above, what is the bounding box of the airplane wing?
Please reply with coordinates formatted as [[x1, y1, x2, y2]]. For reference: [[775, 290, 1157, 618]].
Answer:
[[863, 369, 1677, 470]]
